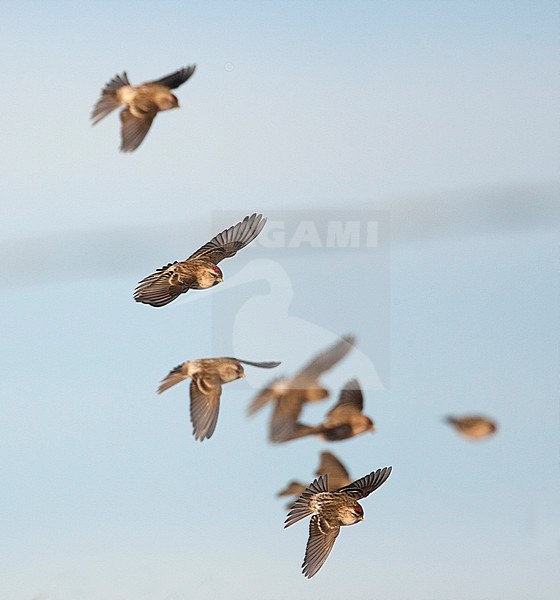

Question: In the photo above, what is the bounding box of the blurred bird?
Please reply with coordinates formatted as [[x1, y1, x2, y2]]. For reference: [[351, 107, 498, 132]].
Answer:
[[277, 451, 352, 508], [285, 466, 392, 578], [248, 334, 355, 414], [158, 357, 280, 441], [134, 213, 266, 307], [247, 335, 355, 442], [273, 378, 375, 443], [444, 415, 497, 440], [91, 65, 196, 152]]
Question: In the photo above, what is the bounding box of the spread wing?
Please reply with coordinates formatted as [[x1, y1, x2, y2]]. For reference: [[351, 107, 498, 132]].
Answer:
[[316, 452, 351, 490], [302, 515, 340, 578], [187, 213, 266, 264], [189, 375, 222, 441], [134, 262, 196, 307], [326, 378, 363, 419], [291, 335, 355, 387], [284, 474, 329, 528], [120, 107, 156, 152], [229, 358, 281, 369], [338, 466, 392, 500], [91, 72, 130, 124], [157, 362, 188, 393], [269, 395, 307, 443], [247, 377, 288, 416], [147, 65, 196, 89]]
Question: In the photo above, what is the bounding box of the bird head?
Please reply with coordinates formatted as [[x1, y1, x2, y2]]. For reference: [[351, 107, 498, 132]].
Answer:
[[352, 503, 364, 522], [158, 93, 179, 111], [197, 264, 223, 289], [220, 361, 245, 383], [211, 265, 224, 285], [340, 502, 364, 525]]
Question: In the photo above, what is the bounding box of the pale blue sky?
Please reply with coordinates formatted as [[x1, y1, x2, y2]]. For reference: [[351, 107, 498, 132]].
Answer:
[[1, 2, 559, 599]]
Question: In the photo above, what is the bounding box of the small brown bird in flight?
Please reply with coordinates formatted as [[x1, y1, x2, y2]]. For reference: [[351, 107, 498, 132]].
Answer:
[[285, 466, 392, 578], [91, 65, 196, 152], [272, 378, 375, 443], [157, 357, 280, 441], [247, 335, 355, 442], [134, 213, 266, 307], [277, 451, 352, 509], [444, 414, 497, 440]]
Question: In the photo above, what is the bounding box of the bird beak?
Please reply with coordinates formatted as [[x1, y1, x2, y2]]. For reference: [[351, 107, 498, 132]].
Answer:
[[239, 372, 246, 378], [369, 424, 376, 432]]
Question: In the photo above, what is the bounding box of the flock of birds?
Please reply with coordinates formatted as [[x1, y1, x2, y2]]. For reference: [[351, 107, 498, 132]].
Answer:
[[91, 65, 498, 578]]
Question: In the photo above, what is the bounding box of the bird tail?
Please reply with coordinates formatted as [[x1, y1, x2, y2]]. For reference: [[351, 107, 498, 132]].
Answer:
[[91, 72, 130, 124], [284, 474, 329, 528], [157, 362, 190, 394]]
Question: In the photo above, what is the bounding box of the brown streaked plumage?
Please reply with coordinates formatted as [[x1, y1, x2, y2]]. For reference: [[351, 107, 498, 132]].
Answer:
[[91, 65, 196, 152], [134, 213, 266, 307], [157, 357, 280, 441], [273, 378, 375, 443], [285, 466, 392, 578], [444, 415, 497, 440], [247, 335, 355, 443], [277, 451, 352, 509]]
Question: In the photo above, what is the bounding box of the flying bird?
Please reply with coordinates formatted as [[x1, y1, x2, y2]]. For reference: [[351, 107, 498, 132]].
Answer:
[[134, 213, 266, 307], [158, 357, 280, 441], [277, 451, 352, 508], [444, 415, 497, 440], [272, 378, 375, 443], [285, 466, 392, 578], [247, 335, 355, 442], [91, 65, 196, 152]]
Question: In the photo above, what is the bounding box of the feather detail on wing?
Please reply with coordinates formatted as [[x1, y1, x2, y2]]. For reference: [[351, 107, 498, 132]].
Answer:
[[157, 363, 189, 393], [91, 72, 130, 124], [187, 213, 266, 264], [148, 65, 196, 89], [284, 475, 329, 528], [302, 515, 340, 578], [230, 358, 281, 369], [189, 376, 222, 441], [338, 466, 392, 499], [120, 108, 155, 152], [134, 262, 190, 307]]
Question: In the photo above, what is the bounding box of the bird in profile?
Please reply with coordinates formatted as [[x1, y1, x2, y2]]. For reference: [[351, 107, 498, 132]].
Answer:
[[247, 335, 355, 442], [444, 415, 497, 440], [285, 466, 392, 578], [277, 451, 352, 508], [272, 378, 375, 443], [134, 213, 267, 307], [158, 357, 280, 441], [91, 65, 196, 152]]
